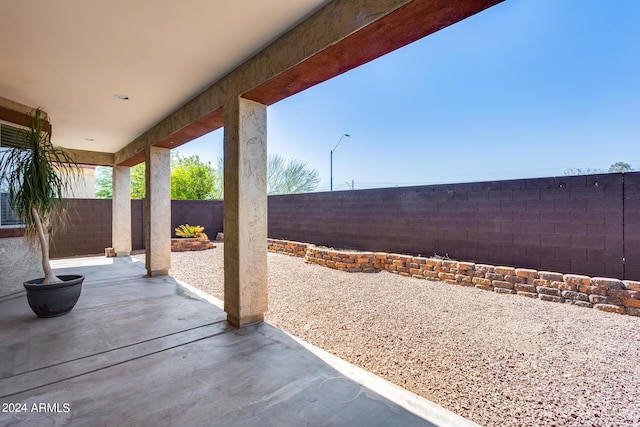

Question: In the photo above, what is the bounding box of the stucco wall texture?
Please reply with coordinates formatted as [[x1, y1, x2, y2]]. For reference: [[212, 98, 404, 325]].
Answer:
[[0, 237, 43, 297], [45, 172, 639, 281]]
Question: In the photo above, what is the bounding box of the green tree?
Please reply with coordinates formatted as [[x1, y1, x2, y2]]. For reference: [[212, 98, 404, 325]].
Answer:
[[563, 167, 603, 176], [564, 162, 635, 176], [608, 162, 633, 173], [170, 152, 219, 200], [130, 164, 145, 199], [216, 156, 224, 198], [93, 164, 145, 198], [93, 153, 220, 200], [267, 153, 320, 195], [94, 166, 113, 198], [216, 153, 320, 195]]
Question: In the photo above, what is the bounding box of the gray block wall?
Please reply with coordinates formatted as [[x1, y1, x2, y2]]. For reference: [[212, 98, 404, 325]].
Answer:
[[50, 199, 224, 258], [269, 173, 635, 279], [44, 173, 638, 280], [624, 173, 640, 279]]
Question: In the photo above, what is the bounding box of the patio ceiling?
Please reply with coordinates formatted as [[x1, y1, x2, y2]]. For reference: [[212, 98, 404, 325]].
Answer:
[[0, 0, 330, 154]]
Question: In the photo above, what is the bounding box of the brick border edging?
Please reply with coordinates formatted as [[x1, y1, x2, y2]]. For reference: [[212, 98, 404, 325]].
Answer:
[[267, 239, 640, 317]]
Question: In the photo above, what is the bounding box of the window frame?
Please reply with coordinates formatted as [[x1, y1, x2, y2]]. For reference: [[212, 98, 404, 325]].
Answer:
[[0, 120, 28, 229]]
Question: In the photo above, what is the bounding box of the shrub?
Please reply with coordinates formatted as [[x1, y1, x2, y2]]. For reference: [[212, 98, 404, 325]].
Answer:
[[175, 224, 208, 240]]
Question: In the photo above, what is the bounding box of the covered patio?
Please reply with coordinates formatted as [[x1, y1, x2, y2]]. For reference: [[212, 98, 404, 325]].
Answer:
[[1, 0, 503, 424], [0, 0, 504, 325], [0, 256, 475, 426]]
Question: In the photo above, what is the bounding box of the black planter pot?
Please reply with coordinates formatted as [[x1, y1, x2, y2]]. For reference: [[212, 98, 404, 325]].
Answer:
[[23, 275, 84, 318]]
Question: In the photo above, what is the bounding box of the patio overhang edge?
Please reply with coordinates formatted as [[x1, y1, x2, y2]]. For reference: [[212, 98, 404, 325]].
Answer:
[[113, 0, 504, 165], [244, 0, 505, 105], [65, 149, 115, 166]]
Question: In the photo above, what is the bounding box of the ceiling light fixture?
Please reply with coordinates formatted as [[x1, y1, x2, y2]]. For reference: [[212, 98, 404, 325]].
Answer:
[[113, 94, 129, 100], [84, 138, 94, 141]]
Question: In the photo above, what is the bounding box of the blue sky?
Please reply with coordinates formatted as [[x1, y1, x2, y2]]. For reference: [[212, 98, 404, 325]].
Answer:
[[176, 0, 640, 192]]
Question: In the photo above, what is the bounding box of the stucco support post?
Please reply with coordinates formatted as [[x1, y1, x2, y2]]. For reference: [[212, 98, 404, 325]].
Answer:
[[112, 166, 132, 256], [223, 96, 268, 327], [145, 146, 171, 276]]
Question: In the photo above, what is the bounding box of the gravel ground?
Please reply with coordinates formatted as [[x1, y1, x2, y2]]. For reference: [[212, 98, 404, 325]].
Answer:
[[135, 245, 640, 426]]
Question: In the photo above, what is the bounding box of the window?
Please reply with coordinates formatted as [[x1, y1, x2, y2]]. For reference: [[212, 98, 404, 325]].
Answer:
[[0, 122, 25, 227], [0, 192, 21, 226]]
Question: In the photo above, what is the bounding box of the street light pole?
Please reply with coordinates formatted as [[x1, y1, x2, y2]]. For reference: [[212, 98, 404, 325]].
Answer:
[[330, 133, 350, 191]]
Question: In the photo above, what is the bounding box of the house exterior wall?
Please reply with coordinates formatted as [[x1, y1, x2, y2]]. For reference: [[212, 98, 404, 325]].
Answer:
[[65, 165, 96, 199], [0, 236, 43, 297]]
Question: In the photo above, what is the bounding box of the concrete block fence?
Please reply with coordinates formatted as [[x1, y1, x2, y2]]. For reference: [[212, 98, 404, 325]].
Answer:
[[267, 238, 640, 317], [47, 173, 638, 282], [50, 199, 223, 258], [269, 172, 640, 280]]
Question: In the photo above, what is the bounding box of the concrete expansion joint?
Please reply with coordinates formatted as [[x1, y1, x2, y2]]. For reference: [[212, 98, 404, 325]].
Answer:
[[0, 320, 232, 400]]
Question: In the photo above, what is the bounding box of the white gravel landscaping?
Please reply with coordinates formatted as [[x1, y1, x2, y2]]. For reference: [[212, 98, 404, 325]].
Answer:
[[135, 244, 640, 426]]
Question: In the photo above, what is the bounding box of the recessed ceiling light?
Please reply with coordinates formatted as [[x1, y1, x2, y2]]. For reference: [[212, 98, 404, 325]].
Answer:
[[114, 94, 129, 100]]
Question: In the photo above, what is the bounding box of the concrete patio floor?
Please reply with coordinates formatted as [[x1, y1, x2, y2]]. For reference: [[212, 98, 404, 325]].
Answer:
[[0, 256, 477, 427]]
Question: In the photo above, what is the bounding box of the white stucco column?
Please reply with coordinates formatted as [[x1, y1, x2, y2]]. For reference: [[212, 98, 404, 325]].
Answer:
[[224, 96, 268, 327], [112, 166, 131, 256], [145, 146, 171, 276]]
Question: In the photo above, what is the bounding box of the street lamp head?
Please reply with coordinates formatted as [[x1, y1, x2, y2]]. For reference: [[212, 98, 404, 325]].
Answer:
[[331, 133, 351, 191], [332, 133, 351, 152]]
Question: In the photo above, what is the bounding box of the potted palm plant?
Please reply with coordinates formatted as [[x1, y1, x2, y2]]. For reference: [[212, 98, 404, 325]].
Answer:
[[0, 108, 84, 318]]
